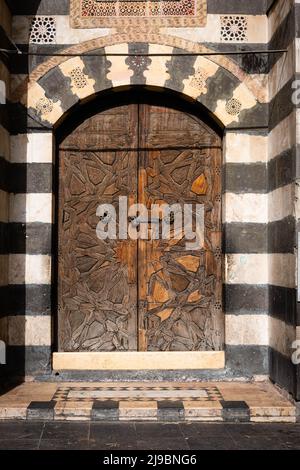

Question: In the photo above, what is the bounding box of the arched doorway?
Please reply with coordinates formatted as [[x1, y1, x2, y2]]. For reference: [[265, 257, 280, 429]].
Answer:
[[56, 93, 223, 356]]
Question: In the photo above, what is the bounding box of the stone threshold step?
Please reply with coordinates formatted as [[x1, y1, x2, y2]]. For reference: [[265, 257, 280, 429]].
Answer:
[[0, 400, 296, 423]]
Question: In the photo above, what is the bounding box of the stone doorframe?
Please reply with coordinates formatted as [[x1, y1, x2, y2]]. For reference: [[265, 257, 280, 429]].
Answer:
[[10, 35, 271, 377]]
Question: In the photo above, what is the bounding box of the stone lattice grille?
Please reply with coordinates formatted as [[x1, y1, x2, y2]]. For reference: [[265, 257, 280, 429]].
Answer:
[[220, 15, 248, 42], [81, 0, 195, 17], [70, 67, 88, 89], [29, 16, 56, 44], [190, 68, 208, 93], [35, 97, 54, 115]]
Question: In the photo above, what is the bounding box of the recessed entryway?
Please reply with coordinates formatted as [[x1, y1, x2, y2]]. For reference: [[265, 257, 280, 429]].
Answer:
[[56, 97, 223, 359]]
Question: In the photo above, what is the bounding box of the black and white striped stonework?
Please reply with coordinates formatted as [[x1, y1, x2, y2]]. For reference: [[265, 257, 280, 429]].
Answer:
[[0, 0, 299, 400], [267, 0, 300, 399]]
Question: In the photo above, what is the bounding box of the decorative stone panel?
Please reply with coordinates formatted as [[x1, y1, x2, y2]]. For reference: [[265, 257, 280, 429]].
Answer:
[[58, 57, 97, 100], [70, 0, 207, 28], [225, 98, 242, 116], [190, 68, 209, 94], [35, 97, 54, 115], [70, 67, 88, 89]]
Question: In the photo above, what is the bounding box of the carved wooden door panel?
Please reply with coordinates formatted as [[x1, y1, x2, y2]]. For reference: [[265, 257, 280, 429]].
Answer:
[[58, 102, 223, 353], [58, 105, 138, 352], [138, 105, 223, 351]]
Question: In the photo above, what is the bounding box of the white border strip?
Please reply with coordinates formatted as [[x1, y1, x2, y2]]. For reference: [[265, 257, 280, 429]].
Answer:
[[53, 351, 225, 370]]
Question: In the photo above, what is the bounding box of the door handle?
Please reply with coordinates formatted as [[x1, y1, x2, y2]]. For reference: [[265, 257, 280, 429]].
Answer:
[[128, 213, 175, 226]]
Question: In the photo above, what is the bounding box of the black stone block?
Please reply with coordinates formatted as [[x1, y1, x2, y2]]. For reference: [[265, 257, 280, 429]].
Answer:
[[157, 401, 184, 422], [27, 401, 56, 420], [221, 400, 249, 409], [91, 400, 119, 421], [93, 400, 119, 409], [221, 400, 250, 422]]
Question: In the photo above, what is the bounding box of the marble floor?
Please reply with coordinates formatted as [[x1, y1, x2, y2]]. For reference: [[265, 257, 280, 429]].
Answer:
[[0, 381, 296, 422]]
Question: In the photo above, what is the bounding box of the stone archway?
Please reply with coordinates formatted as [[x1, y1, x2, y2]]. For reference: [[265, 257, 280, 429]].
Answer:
[[14, 37, 265, 132]]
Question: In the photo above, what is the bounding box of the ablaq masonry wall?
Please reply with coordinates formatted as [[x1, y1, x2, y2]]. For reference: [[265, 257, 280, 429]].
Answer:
[[267, 0, 300, 400], [0, 0, 299, 399], [0, 0, 11, 378]]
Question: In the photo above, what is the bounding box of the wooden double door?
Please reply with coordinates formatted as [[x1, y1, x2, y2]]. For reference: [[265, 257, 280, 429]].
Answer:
[[58, 103, 223, 352]]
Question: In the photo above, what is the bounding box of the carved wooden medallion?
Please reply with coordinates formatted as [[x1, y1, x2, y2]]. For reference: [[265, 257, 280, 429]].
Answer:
[[58, 103, 223, 352]]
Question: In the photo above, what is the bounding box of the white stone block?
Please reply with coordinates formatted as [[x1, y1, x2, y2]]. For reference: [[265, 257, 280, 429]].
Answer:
[[9, 193, 53, 223], [10, 133, 53, 163], [225, 314, 269, 346]]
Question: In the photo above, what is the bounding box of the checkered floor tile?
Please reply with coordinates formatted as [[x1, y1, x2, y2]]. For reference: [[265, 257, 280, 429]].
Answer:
[[52, 385, 223, 402]]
